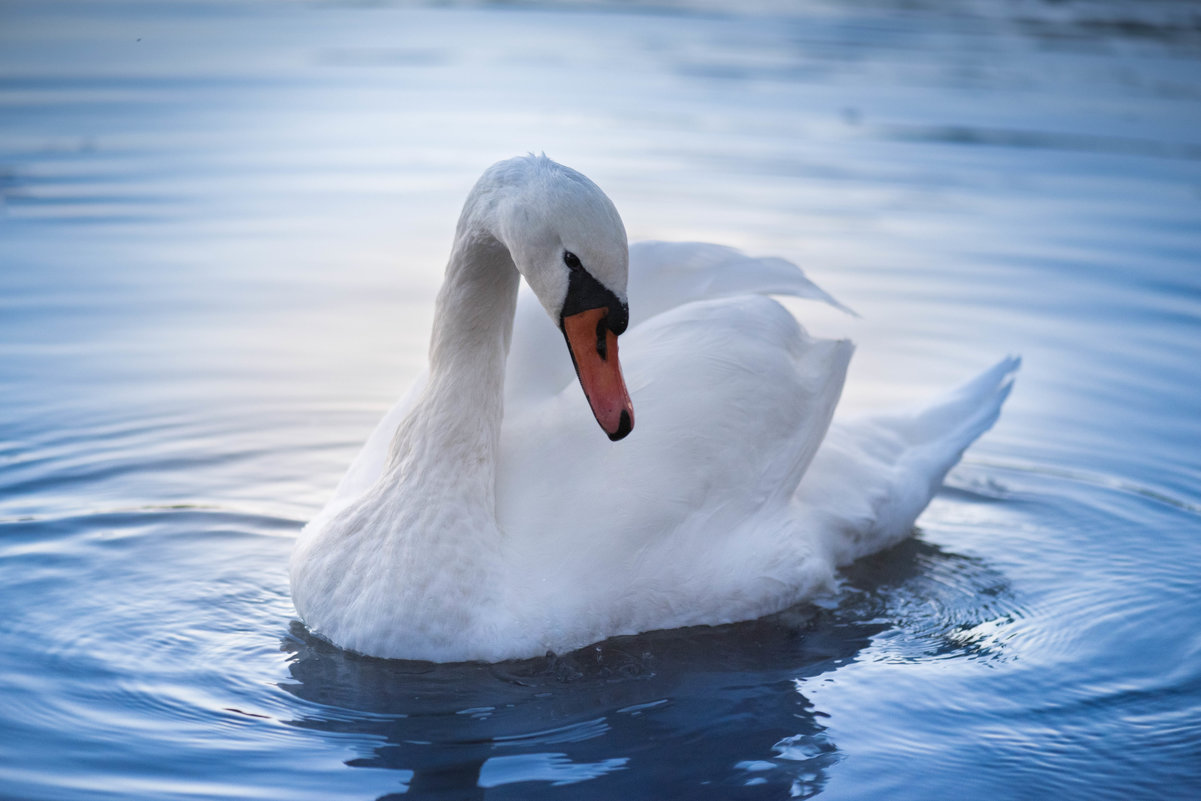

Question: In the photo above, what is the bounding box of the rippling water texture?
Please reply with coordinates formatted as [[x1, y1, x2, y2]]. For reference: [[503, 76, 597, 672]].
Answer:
[[2, 1, 1200, 798]]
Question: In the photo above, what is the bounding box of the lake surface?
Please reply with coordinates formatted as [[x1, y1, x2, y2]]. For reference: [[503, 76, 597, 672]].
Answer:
[[2, 0, 1200, 798]]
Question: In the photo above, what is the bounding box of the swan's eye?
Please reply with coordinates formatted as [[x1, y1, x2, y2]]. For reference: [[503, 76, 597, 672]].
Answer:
[[563, 251, 582, 271]]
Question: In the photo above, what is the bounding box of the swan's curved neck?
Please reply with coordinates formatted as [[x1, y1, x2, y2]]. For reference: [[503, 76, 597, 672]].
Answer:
[[428, 230, 520, 455], [386, 214, 521, 519], [430, 232, 520, 387]]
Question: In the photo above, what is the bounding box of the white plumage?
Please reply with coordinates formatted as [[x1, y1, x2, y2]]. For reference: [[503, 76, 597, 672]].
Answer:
[[290, 155, 1018, 662]]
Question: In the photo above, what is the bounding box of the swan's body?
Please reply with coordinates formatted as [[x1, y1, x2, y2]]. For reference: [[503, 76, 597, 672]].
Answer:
[[290, 155, 1017, 662]]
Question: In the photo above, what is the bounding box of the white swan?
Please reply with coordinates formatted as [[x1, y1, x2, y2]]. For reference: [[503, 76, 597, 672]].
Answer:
[[290, 155, 1018, 662]]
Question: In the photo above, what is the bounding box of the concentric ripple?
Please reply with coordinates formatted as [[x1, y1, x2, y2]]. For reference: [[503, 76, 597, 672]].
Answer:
[[3, 0, 1201, 799]]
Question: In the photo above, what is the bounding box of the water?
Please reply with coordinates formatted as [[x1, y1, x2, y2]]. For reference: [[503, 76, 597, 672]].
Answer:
[[2, 0, 1200, 798]]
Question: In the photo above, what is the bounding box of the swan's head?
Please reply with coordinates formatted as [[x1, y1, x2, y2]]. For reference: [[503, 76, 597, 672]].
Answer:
[[488, 155, 634, 441]]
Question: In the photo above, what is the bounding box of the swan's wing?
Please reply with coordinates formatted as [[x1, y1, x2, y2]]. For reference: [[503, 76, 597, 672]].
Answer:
[[797, 356, 1021, 566], [504, 242, 852, 405], [626, 241, 855, 325], [496, 294, 853, 636]]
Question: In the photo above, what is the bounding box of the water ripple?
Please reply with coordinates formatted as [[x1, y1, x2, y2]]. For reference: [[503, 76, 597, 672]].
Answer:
[[2, 0, 1200, 798]]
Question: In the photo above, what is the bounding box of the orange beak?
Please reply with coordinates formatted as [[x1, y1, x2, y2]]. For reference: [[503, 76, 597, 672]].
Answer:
[[561, 307, 634, 441]]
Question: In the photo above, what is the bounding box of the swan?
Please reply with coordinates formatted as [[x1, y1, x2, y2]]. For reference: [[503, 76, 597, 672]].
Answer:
[[290, 154, 1018, 662]]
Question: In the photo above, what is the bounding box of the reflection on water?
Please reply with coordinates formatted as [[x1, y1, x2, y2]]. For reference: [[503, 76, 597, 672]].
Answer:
[[277, 538, 1017, 798], [281, 613, 854, 798], [2, 0, 1200, 799]]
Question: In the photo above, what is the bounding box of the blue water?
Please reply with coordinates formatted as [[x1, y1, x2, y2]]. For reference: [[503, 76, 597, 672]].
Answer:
[[2, 1, 1200, 798]]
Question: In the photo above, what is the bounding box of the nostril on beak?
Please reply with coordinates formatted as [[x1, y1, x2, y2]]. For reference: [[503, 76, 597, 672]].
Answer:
[[595, 314, 608, 360], [608, 303, 629, 336]]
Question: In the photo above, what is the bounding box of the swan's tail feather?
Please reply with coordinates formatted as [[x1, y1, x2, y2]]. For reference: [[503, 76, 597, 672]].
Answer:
[[890, 355, 1020, 447], [794, 356, 1020, 566]]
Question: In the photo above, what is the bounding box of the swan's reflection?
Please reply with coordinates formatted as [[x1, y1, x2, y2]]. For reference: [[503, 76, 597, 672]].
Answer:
[[279, 538, 1017, 799]]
